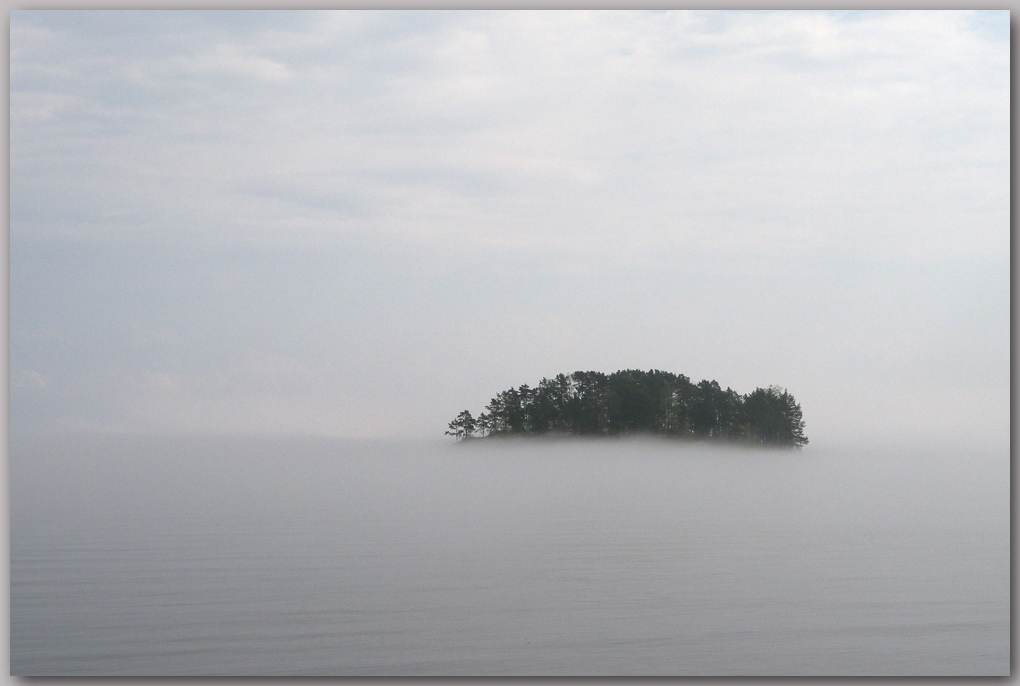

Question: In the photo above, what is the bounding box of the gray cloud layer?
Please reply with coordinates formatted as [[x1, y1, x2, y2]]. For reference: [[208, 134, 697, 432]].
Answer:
[[11, 10, 1010, 445]]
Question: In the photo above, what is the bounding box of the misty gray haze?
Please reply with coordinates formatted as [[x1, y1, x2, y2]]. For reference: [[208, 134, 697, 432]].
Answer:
[[9, 10, 1010, 676], [11, 435, 1009, 675]]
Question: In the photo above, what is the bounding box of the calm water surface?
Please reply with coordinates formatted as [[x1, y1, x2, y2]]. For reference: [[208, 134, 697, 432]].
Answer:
[[10, 434, 1009, 675]]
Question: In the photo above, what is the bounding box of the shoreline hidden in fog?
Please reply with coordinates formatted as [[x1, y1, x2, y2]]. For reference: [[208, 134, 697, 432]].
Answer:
[[446, 369, 807, 448]]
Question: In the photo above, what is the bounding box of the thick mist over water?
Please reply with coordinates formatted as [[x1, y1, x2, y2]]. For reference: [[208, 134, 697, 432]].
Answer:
[[12, 434, 1007, 544], [11, 434, 1009, 675], [10, 9, 1009, 677]]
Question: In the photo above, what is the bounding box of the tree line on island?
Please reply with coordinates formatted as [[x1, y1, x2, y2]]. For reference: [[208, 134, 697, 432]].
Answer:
[[447, 369, 808, 448]]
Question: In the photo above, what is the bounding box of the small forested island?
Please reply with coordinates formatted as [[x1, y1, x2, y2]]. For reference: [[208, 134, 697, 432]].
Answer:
[[447, 369, 808, 448]]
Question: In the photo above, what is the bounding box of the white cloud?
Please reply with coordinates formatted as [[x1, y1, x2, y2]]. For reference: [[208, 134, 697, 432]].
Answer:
[[10, 91, 75, 123], [14, 370, 50, 390], [14, 10, 1006, 262], [9, 11, 1009, 442], [184, 43, 292, 83]]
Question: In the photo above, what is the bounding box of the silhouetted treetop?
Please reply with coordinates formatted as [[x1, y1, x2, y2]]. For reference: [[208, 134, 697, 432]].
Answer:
[[448, 369, 807, 448]]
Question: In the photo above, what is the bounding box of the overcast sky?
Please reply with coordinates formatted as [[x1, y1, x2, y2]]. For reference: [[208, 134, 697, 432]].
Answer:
[[10, 10, 1010, 447]]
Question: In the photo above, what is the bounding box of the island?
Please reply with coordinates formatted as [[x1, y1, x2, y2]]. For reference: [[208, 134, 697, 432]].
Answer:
[[446, 369, 808, 448]]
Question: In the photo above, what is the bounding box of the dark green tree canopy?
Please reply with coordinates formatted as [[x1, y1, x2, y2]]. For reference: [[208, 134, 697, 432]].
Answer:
[[448, 369, 808, 448], [445, 410, 477, 441]]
